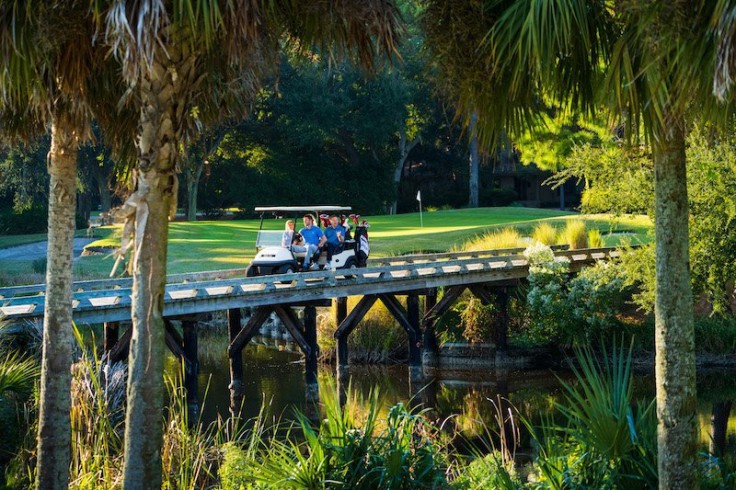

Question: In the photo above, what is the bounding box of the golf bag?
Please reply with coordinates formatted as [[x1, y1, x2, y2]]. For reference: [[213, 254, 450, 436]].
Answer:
[[354, 225, 370, 266]]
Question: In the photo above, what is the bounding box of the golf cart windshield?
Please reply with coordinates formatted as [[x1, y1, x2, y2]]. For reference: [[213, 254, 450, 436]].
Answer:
[[254, 206, 352, 215]]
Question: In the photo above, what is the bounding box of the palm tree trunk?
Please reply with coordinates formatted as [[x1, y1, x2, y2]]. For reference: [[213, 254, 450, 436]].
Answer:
[[36, 114, 79, 490], [653, 123, 698, 489], [468, 112, 480, 208], [122, 52, 179, 489]]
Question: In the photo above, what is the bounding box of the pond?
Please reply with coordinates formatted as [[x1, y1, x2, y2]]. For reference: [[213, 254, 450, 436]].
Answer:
[[166, 331, 736, 456]]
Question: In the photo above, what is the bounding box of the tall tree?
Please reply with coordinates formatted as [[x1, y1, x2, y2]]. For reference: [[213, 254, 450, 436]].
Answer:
[[421, 1, 734, 486], [99, 1, 401, 486], [0, 4, 134, 487]]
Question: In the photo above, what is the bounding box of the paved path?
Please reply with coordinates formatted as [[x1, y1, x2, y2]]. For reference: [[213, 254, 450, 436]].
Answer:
[[0, 238, 95, 261]]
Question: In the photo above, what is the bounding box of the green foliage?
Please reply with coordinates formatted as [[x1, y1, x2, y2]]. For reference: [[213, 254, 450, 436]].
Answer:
[[479, 187, 517, 207], [219, 385, 450, 489], [0, 206, 48, 235], [561, 219, 588, 250], [523, 244, 630, 345], [558, 126, 736, 315], [452, 452, 522, 489], [0, 352, 38, 400], [531, 223, 558, 246], [528, 344, 658, 489], [523, 244, 572, 343], [459, 296, 495, 344]]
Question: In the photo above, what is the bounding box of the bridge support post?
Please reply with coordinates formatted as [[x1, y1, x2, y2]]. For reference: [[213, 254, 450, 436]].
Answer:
[[182, 320, 200, 422], [334, 297, 349, 400], [103, 321, 119, 354], [422, 289, 439, 367], [407, 294, 422, 384], [303, 305, 319, 402], [227, 308, 244, 415], [334, 295, 377, 405]]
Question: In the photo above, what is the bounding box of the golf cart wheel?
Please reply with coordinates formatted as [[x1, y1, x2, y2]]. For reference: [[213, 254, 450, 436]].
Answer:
[[246, 265, 257, 277], [277, 264, 296, 284], [341, 257, 358, 278]]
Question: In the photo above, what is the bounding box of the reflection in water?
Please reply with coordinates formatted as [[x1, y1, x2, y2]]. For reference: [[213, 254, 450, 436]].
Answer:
[[172, 334, 736, 455]]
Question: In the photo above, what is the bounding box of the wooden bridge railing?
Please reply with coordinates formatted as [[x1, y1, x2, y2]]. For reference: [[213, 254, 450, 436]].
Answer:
[[0, 247, 622, 324]]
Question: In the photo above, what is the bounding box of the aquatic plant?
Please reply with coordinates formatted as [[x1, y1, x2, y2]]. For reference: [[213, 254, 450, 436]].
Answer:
[[219, 383, 451, 489]]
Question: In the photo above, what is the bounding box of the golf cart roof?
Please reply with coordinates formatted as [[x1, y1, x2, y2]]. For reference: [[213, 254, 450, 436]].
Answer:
[[254, 206, 352, 213]]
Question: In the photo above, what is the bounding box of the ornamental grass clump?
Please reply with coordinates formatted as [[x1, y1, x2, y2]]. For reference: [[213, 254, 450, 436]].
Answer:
[[561, 219, 588, 249], [531, 223, 558, 245], [461, 227, 525, 251]]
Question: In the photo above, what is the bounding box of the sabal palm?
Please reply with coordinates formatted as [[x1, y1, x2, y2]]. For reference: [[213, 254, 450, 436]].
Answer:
[[0, 3, 135, 489], [422, 1, 731, 487], [93, 1, 401, 486]]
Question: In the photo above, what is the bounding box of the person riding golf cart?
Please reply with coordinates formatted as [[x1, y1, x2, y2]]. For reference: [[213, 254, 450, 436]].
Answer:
[[245, 205, 370, 277]]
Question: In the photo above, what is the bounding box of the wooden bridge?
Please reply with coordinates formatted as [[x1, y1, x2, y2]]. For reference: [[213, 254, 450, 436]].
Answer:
[[0, 246, 621, 413]]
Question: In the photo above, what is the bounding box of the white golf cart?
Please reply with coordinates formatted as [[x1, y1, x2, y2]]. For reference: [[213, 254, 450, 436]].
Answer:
[[245, 205, 370, 277]]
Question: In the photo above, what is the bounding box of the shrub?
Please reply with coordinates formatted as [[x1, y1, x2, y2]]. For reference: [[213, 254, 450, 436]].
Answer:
[[0, 206, 48, 235], [461, 227, 525, 251], [31, 258, 47, 275], [561, 219, 588, 249], [479, 187, 517, 207], [460, 296, 495, 344], [531, 223, 558, 245]]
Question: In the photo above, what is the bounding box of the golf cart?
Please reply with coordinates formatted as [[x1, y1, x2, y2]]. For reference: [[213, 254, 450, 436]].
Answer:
[[245, 206, 370, 277]]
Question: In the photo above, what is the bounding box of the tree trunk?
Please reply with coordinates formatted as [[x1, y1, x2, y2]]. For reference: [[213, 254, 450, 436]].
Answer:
[[98, 182, 112, 213], [468, 112, 480, 208], [653, 123, 698, 489], [122, 47, 184, 488], [36, 114, 79, 490], [390, 130, 419, 215], [187, 176, 198, 222]]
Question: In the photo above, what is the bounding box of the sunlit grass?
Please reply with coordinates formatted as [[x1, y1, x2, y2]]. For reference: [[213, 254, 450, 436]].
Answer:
[[0, 208, 652, 283]]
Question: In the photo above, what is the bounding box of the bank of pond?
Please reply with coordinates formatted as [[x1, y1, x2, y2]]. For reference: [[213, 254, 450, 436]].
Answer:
[[3, 324, 736, 489]]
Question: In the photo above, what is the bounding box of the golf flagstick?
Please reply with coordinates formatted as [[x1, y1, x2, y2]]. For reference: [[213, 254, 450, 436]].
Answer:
[[416, 190, 423, 227]]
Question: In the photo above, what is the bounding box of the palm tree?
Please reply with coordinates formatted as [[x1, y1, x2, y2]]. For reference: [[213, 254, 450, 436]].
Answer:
[[96, 1, 401, 486], [0, 4, 135, 488], [421, 1, 729, 487]]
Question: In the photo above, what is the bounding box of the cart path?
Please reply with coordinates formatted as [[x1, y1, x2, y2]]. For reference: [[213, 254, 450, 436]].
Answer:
[[0, 238, 95, 261]]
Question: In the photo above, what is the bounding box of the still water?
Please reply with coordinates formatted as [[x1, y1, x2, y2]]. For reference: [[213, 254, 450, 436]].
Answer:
[[167, 333, 736, 453]]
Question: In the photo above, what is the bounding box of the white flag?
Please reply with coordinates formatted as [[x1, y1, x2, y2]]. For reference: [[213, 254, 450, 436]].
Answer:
[[416, 190, 421, 201]]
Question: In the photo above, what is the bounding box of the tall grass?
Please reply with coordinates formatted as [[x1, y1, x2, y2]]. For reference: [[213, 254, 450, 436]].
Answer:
[[587, 228, 604, 248], [561, 219, 588, 249], [0, 352, 39, 399], [459, 227, 525, 252], [219, 383, 450, 489], [531, 223, 558, 245]]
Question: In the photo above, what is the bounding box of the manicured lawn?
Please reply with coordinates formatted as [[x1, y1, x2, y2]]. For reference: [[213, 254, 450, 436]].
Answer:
[[0, 207, 652, 284]]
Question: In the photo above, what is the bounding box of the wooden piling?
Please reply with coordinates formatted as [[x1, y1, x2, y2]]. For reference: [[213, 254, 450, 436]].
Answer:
[[103, 321, 119, 354], [303, 305, 319, 402], [407, 294, 422, 383], [422, 288, 439, 366]]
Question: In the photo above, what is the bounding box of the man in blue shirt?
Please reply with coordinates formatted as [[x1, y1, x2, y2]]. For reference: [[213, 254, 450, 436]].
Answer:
[[299, 214, 326, 269], [323, 215, 346, 268]]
